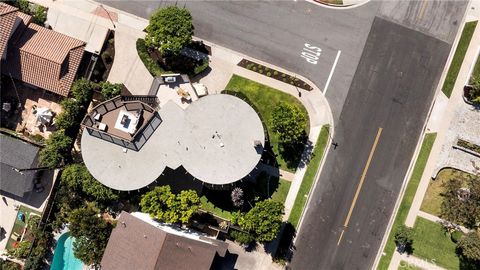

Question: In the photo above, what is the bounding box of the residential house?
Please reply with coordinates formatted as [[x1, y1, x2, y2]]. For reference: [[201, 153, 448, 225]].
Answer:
[[0, 133, 41, 198], [0, 2, 85, 97], [101, 211, 228, 270]]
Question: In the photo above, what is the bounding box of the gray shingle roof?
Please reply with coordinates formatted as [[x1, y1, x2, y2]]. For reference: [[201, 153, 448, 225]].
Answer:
[[0, 133, 40, 197]]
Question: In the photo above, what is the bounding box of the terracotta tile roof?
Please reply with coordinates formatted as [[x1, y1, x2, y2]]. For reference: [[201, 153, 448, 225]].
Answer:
[[101, 212, 228, 270], [0, 3, 85, 96], [0, 3, 18, 59]]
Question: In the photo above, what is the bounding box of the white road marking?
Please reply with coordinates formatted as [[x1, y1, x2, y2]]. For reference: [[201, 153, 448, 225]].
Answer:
[[323, 50, 341, 95]]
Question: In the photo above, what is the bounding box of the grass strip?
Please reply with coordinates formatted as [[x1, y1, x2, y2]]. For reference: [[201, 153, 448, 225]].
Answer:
[[288, 125, 330, 228], [442, 21, 477, 97], [377, 133, 437, 270]]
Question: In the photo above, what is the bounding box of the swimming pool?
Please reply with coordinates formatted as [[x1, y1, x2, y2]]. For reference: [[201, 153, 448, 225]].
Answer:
[[51, 233, 85, 270]]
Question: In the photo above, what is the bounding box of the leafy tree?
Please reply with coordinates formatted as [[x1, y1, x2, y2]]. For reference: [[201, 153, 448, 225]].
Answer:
[[456, 232, 480, 267], [441, 177, 480, 229], [237, 200, 284, 242], [39, 130, 72, 169], [32, 5, 47, 25], [68, 204, 113, 266], [140, 186, 200, 224], [177, 190, 200, 223], [271, 102, 307, 145], [71, 79, 94, 105], [7, 241, 32, 259], [0, 259, 21, 270], [145, 6, 194, 55], [100, 81, 122, 100], [394, 225, 414, 254], [55, 99, 81, 132], [61, 164, 118, 203]]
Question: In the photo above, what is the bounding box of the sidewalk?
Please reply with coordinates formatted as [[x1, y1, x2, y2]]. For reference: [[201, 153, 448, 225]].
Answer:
[[405, 18, 480, 228]]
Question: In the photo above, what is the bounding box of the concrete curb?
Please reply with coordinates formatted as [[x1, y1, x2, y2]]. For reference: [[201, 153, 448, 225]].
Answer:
[[305, 0, 371, 10]]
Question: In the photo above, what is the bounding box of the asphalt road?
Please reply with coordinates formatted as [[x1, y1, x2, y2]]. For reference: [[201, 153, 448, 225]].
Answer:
[[98, 1, 467, 269]]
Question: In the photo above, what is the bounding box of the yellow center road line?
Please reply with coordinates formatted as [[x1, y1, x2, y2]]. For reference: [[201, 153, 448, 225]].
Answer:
[[417, 0, 429, 20], [343, 127, 383, 227], [337, 229, 345, 246], [337, 127, 383, 245]]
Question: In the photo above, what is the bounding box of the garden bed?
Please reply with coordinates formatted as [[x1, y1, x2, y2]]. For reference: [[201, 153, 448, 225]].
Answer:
[[456, 138, 480, 156], [237, 59, 313, 91], [136, 38, 209, 77], [6, 205, 41, 250], [91, 31, 115, 83]]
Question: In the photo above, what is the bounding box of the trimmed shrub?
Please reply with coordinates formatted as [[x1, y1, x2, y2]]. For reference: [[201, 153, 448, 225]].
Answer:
[[229, 230, 255, 246], [193, 60, 209, 75], [267, 72, 272, 77]]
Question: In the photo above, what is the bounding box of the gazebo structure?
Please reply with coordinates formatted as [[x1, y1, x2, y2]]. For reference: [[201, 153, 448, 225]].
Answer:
[[81, 94, 265, 191]]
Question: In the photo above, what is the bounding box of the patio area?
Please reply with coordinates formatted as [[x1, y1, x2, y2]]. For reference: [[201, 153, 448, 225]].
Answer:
[[151, 75, 200, 109], [1, 78, 63, 141]]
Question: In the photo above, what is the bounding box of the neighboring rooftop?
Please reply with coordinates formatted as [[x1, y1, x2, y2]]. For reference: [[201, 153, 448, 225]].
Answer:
[[100, 211, 227, 270], [0, 133, 40, 197], [81, 94, 264, 190], [0, 3, 85, 96]]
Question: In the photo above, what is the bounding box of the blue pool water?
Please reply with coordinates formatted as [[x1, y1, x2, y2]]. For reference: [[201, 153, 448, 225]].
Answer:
[[51, 233, 85, 270]]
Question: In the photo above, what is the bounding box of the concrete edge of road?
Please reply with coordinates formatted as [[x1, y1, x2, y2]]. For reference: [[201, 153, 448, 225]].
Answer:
[[371, 7, 469, 269], [305, 0, 372, 10]]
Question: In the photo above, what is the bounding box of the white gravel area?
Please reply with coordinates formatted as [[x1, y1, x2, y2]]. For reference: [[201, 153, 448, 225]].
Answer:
[[434, 103, 480, 177]]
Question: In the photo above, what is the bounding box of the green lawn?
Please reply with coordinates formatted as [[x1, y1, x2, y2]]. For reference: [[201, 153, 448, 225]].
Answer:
[[288, 125, 330, 228], [442, 21, 478, 97], [271, 179, 291, 204], [377, 133, 437, 270], [200, 196, 233, 220], [420, 168, 473, 217], [6, 205, 41, 249], [224, 75, 310, 172], [412, 217, 459, 270]]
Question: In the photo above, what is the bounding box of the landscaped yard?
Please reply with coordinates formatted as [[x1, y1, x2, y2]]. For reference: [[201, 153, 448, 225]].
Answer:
[[420, 168, 473, 217], [288, 125, 329, 228], [6, 205, 41, 250], [377, 133, 437, 270], [224, 75, 310, 172], [200, 175, 291, 220], [442, 21, 478, 97], [411, 217, 459, 270]]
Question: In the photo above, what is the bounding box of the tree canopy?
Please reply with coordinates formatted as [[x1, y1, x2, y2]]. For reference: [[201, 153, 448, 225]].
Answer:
[[55, 98, 81, 132], [140, 186, 200, 224], [68, 203, 113, 266], [39, 130, 72, 168], [441, 176, 480, 229], [457, 232, 480, 267], [145, 6, 193, 55], [271, 102, 307, 145], [100, 81, 122, 100], [71, 78, 94, 105], [61, 164, 118, 203], [236, 200, 284, 242]]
